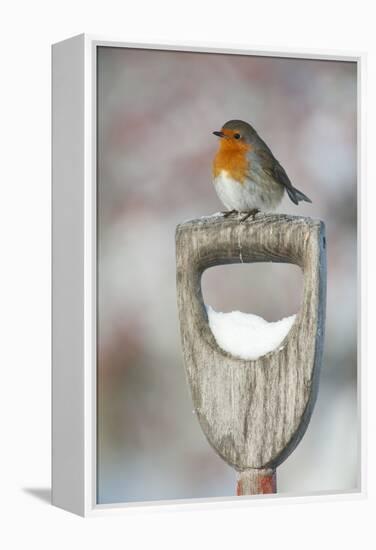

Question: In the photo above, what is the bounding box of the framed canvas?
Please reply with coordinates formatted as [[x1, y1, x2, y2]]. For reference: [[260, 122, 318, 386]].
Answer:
[[52, 34, 365, 516]]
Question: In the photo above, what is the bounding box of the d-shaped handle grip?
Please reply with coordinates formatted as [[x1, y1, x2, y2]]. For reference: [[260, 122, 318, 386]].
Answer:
[[176, 214, 326, 471]]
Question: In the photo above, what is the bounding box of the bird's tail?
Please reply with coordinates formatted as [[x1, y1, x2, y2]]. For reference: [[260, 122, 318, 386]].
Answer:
[[286, 186, 312, 205]]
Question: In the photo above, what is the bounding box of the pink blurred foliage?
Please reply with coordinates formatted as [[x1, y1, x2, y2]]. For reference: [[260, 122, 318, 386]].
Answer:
[[97, 47, 357, 503]]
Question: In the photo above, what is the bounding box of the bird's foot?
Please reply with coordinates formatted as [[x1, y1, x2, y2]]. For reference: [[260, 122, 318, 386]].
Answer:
[[222, 209, 237, 218], [240, 209, 260, 222]]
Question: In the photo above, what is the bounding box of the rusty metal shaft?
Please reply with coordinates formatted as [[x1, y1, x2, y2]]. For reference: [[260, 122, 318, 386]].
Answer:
[[236, 468, 277, 495]]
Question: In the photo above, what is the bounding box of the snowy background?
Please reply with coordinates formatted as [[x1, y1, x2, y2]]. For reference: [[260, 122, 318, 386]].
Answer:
[[97, 47, 357, 504]]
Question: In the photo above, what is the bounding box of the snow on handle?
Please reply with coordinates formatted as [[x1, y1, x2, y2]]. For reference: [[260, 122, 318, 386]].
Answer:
[[206, 305, 296, 361]]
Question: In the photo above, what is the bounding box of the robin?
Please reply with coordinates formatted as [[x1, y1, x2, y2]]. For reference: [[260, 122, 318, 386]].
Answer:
[[212, 120, 311, 221]]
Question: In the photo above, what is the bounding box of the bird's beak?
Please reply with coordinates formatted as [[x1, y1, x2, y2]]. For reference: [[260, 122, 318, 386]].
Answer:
[[213, 131, 225, 138]]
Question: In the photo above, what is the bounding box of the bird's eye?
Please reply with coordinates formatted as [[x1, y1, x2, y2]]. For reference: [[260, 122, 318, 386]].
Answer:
[[234, 133, 241, 139]]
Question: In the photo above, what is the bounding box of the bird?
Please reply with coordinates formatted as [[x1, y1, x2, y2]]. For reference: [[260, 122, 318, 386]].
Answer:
[[212, 120, 311, 221]]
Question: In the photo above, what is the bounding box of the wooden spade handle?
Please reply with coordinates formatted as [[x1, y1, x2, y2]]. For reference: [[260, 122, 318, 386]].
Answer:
[[176, 214, 327, 494]]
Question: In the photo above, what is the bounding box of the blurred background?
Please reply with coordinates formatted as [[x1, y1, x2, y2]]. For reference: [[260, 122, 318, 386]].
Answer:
[[97, 47, 357, 504]]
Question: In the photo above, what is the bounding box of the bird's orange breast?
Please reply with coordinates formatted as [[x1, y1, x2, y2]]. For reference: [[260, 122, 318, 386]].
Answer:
[[212, 140, 252, 183]]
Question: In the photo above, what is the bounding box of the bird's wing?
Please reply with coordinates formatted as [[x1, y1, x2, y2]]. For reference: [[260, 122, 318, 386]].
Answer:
[[255, 144, 309, 205]]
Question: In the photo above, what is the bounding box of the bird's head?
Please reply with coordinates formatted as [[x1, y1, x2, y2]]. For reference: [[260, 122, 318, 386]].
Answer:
[[213, 120, 256, 146]]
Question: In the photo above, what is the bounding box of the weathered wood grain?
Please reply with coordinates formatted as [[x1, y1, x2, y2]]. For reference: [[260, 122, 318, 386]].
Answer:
[[176, 213, 326, 487]]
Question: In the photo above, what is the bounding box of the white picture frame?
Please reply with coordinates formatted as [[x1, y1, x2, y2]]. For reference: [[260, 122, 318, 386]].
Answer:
[[52, 33, 365, 517]]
